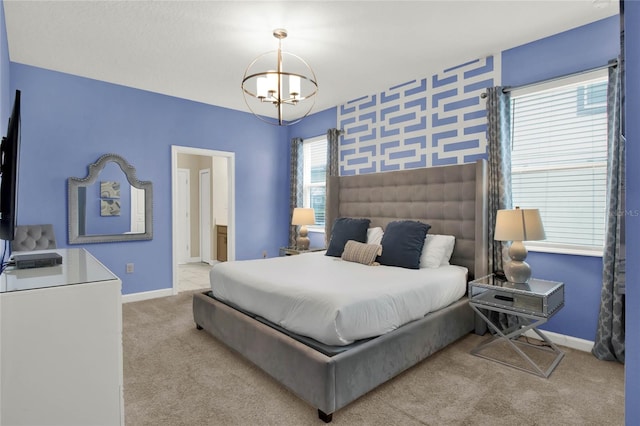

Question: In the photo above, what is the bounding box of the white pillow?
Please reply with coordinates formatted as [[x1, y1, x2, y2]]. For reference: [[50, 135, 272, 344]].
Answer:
[[420, 234, 456, 268], [366, 227, 384, 246]]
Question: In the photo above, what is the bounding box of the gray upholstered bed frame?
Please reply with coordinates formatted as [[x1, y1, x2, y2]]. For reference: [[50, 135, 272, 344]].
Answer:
[[193, 159, 488, 422]]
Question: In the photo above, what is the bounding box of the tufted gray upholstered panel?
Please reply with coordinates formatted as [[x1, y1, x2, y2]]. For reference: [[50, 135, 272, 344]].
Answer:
[[327, 160, 488, 280], [11, 224, 58, 251]]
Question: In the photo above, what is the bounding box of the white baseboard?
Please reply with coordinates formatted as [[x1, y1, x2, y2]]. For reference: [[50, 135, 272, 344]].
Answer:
[[122, 288, 175, 303], [179, 257, 213, 265], [523, 329, 594, 353]]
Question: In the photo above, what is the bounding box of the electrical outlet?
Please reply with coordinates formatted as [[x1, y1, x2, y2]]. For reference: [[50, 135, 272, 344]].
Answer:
[[126, 263, 134, 274], [262, 250, 267, 259]]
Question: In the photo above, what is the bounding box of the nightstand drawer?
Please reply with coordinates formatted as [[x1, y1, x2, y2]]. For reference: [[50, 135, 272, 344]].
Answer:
[[469, 275, 564, 318]]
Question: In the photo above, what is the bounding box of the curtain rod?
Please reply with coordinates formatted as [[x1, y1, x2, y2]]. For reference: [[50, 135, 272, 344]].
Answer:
[[501, 59, 618, 94], [480, 59, 618, 98]]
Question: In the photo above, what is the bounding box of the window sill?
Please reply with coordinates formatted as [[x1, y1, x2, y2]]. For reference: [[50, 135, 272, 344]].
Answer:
[[525, 243, 603, 258], [308, 227, 325, 234]]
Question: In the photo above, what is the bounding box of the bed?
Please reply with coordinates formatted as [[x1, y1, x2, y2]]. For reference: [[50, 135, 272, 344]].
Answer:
[[193, 159, 488, 422]]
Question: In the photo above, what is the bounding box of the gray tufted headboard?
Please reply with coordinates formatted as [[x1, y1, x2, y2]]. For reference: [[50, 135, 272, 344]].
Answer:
[[326, 160, 488, 280]]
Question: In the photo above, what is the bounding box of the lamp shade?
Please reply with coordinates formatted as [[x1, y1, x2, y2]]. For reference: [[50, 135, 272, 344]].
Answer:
[[292, 208, 315, 226], [494, 208, 545, 242]]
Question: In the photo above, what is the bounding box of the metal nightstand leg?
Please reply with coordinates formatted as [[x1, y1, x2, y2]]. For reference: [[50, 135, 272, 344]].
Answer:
[[470, 305, 565, 378]]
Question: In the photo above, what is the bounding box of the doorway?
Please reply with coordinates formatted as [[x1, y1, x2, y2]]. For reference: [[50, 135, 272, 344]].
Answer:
[[171, 146, 235, 294]]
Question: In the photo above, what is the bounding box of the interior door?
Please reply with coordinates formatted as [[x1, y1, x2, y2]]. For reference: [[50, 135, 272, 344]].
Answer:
[[199, 169, 211, 264], [130, 186, 146, 233], [177, 168, 190, 264]]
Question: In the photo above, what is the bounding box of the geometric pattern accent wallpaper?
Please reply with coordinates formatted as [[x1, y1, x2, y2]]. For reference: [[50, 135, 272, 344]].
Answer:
[[338, 55, 499, 175]]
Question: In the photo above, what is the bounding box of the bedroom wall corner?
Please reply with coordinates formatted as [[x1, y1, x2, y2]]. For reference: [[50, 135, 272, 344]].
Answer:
[[287, 107, 337, 249]]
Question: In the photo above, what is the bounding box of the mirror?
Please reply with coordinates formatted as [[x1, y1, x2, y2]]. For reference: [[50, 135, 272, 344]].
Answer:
[[68, 153, 153, 244]]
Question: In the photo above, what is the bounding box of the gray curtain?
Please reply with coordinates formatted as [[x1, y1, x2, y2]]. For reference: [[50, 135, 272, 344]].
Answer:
[[288, 137, 304, 248], [486, 87, 513, 274], [592, 62, 625, 363], [324, 129, 341, 242], [485, 87, 517, 331]]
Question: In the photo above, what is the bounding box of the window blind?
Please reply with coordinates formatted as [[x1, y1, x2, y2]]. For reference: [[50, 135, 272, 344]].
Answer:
[[303, 137, 327, 227], [510, 71, 608, 252]]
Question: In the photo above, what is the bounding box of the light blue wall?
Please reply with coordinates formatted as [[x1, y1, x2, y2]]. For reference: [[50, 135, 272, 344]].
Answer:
[[9, 63, 290, 294], [288, 106, 337, 140], [1, 1, 9, 130], [623, 1, 639, 423], [502, 17, 619, 87]]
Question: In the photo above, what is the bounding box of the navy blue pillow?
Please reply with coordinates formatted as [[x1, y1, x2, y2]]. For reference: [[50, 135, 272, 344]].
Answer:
[[325, 217, 371, 257], [378, 221, 431, 269]]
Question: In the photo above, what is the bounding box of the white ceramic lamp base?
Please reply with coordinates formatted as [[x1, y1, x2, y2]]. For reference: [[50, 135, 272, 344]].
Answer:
[[504, 241, 532, 284], [296, 225, 310, 250]]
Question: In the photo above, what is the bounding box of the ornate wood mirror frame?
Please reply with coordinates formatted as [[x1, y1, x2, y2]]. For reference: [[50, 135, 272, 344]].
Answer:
[[68, 153, 153, 244]]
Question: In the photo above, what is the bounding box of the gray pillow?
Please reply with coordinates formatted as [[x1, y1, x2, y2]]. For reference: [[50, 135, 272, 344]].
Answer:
[[325, 217, 371, 257], [377, 220, 431, 269]]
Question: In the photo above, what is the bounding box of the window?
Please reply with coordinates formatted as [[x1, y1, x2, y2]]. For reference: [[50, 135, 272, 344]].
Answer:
[[510, 70, 608, 256], [302, 136, 327, 229]]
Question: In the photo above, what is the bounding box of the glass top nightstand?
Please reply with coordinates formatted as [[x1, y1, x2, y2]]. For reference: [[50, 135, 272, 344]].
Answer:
[[279, 247, 325, 256], [468, 274, 565, 378]]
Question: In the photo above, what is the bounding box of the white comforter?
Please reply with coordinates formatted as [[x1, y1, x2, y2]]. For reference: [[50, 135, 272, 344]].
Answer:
[[210, 251, 467, 346]]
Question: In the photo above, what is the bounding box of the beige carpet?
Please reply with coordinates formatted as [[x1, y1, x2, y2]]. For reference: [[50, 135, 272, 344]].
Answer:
[[123, 291, 624, 425]]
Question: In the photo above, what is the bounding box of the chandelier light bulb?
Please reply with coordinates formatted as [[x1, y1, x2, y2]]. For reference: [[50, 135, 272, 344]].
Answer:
[[289, 75, 301, 99], [266, 72, 278, 97], [256, 77, 268, 100]]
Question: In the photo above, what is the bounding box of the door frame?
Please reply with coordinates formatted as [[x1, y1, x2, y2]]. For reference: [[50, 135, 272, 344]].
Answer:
[[171, 146, 235, 295]]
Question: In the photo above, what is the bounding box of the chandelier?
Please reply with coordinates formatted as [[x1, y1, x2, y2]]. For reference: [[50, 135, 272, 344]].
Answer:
[[241, 29, 318, 126]]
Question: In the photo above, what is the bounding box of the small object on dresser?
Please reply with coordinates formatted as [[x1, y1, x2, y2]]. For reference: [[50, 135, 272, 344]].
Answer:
[[13, 252, 63, 269]]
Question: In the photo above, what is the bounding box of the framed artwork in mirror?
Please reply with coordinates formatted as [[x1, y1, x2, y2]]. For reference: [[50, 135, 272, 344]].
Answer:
[[101, 199, 121, 217], [100, 181, 121, 199]]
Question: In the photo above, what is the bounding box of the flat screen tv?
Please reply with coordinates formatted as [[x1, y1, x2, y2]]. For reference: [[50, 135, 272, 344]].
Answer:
[[0, 90, 21, 241]]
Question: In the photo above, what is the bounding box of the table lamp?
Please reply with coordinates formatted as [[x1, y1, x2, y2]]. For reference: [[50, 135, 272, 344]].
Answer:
[[292, 207, 315, 250], [494, 207, 545, 284]]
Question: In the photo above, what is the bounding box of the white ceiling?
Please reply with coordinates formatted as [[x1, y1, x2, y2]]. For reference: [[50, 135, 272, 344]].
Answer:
[[3, 1, 618, 118]]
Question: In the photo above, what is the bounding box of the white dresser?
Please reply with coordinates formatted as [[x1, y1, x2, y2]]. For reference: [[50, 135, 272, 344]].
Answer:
[[0, 248, 123, 426]]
